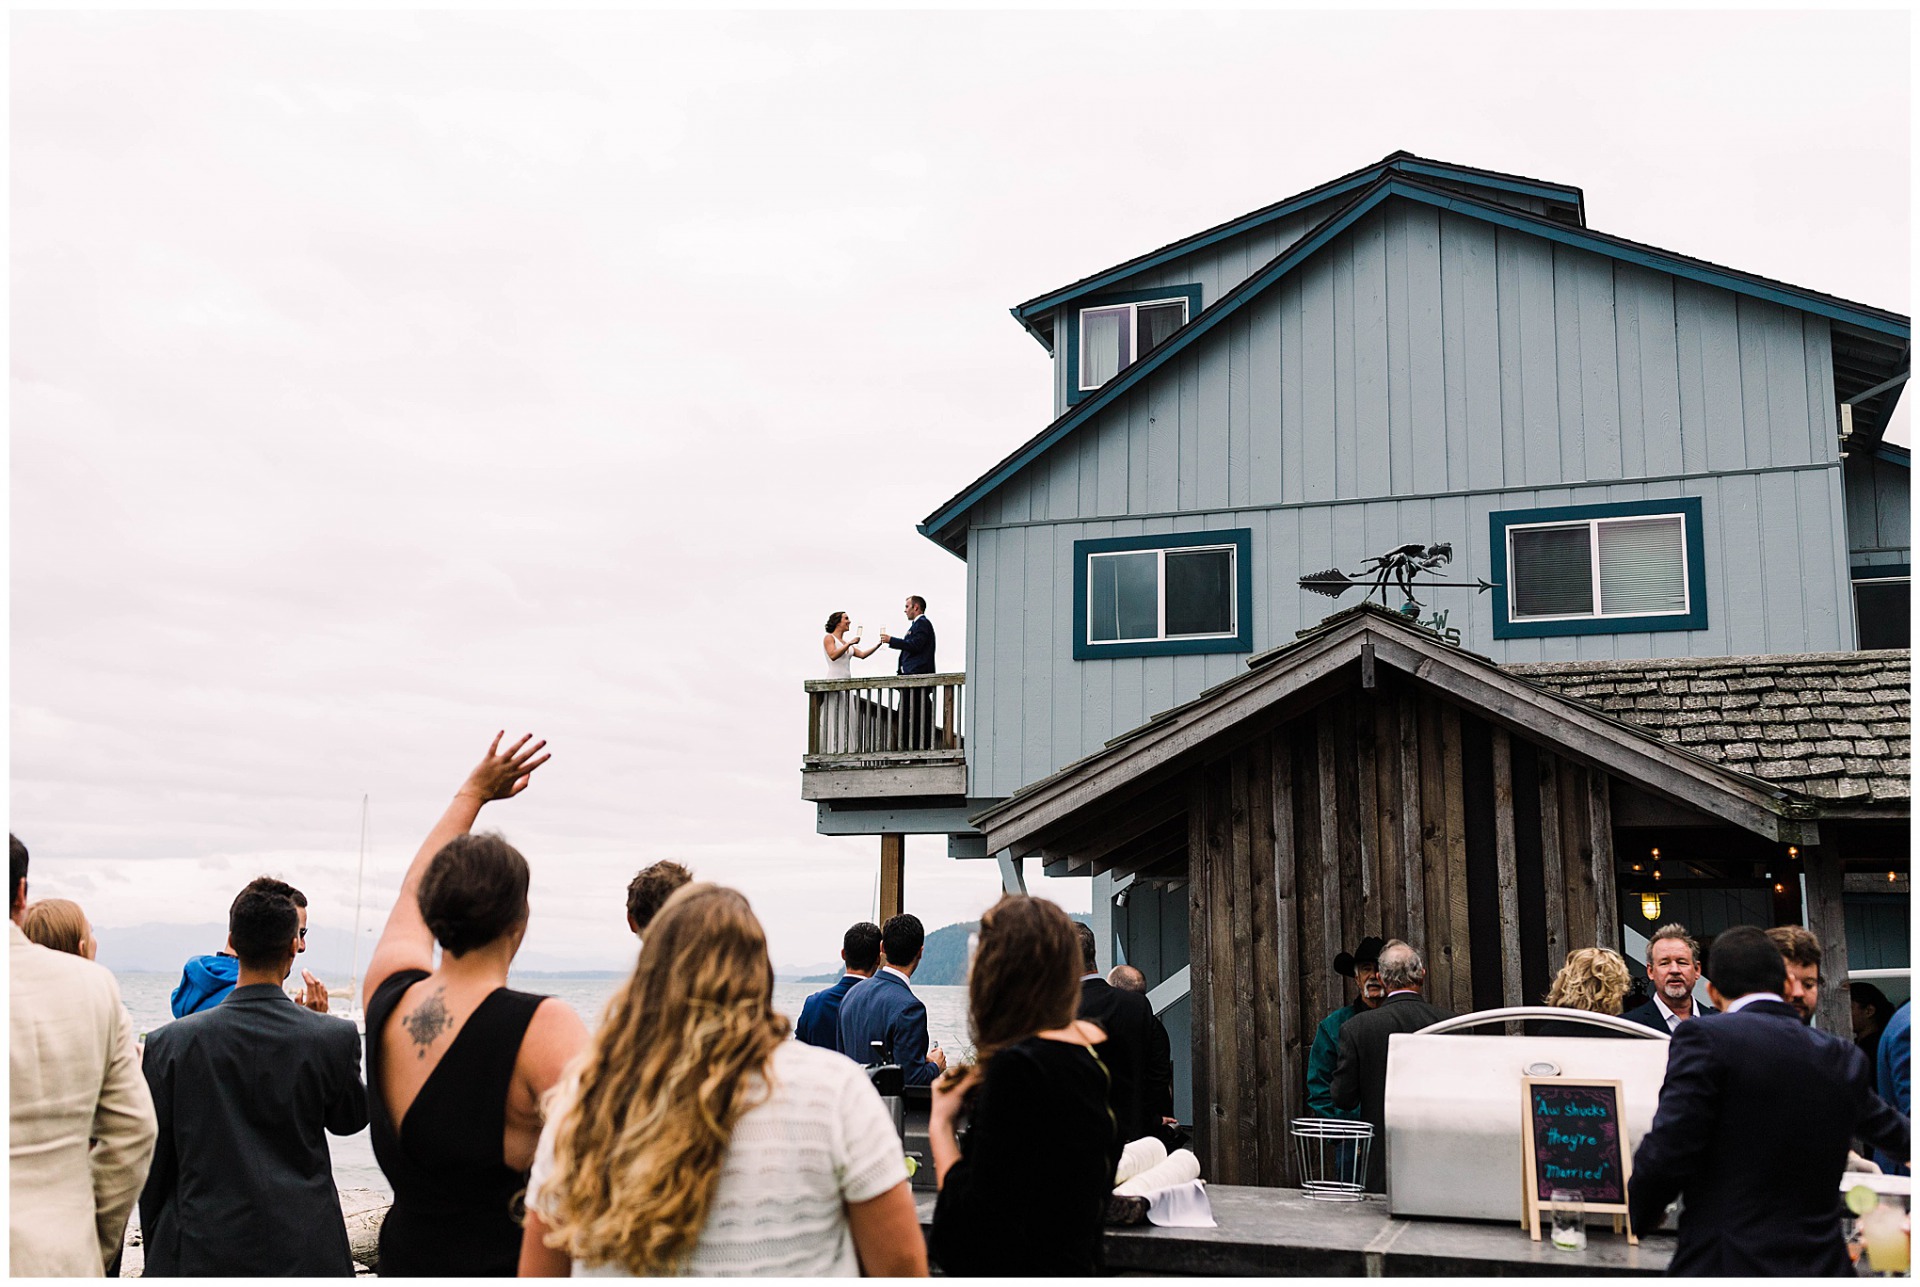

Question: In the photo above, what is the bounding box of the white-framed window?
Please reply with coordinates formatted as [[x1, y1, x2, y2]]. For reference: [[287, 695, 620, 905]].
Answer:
[[1506, 514, 1689, 622], [1853, 574, 1910, 650], [1078, 296, 1191, 391], [1088, 543, 1237, 644]]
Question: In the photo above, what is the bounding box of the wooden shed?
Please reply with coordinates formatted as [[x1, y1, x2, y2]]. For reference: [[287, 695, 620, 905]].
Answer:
[[969, 603, 1889, 1187]]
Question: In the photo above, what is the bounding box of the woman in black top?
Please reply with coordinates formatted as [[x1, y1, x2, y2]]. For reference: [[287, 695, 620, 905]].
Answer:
[[359, 733, 588, 1276], [928, 895, 1119, 1276]]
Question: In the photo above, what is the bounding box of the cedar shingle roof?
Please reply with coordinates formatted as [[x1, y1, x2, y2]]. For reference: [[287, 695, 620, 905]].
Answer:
[[1508, 650, 1912, 806]]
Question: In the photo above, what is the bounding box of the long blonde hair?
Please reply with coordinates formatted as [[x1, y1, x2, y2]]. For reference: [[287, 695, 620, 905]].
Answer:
[[1545, 947, 1631, 1015], [538, 883, 788, 1274]]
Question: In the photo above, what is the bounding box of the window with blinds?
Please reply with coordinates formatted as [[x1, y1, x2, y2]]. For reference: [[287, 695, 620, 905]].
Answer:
[[1509, 514, 1689, 622]]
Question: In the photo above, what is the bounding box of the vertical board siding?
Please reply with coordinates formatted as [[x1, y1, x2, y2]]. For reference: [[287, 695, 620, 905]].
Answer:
[[966, 201, 1866, 798]]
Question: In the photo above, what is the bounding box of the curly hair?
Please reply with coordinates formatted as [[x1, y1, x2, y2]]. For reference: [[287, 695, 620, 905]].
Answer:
[[625, 861, 693, 935], [1766, 924, 1822, 969], [1545, 947, 1632, 1015], [538, 884, 788, 1274], [964, 895, 1082, 1083]]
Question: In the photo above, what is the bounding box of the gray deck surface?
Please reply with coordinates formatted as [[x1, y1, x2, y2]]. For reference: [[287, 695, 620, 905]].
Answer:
[[915, 1185, 1674, 1276]]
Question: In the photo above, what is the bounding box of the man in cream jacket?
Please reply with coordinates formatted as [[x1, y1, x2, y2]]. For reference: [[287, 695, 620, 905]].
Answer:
[[9, 834, 157, 1275]]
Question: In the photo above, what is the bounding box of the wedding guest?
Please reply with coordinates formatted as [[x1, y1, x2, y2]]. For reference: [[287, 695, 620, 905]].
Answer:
[[139, 885, 368, 1275], [1108, 963, 1148, 994], [928, 895, 1118, 1275], [171, 875, 329, 1017], [521, 884, 924, 1276], [360, 733, 589, 1277], [1537, 947, 1634, 1036], [625, 860, 692, 939], [10, 835, 156, 1277], [23, 897, 97, 959], [1851, 982, 1896, 1066]]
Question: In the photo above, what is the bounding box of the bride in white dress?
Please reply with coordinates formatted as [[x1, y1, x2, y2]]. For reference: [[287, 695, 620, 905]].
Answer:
[[821, 611, 882, 753]]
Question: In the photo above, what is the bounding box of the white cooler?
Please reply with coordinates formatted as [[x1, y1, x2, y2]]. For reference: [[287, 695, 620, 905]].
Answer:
[[1382, 1007, 1671, 1222]]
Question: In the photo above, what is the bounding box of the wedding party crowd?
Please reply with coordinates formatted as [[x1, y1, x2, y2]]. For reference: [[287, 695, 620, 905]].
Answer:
[[7, 734, 1149, 1278], [8, 730, 1913, 1278]]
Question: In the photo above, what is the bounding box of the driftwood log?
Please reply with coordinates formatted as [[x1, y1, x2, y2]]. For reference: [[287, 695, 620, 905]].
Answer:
[[119, 1188, 389, 1277]]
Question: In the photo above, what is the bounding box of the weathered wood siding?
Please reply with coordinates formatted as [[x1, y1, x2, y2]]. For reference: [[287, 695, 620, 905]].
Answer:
[[1844, 452, 1911, 571], [1182, 671, 1623, 1185], [964, 198, 1859, 798]]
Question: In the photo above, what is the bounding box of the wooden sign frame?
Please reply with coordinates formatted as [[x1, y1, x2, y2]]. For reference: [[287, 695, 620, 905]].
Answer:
[[1519, 1076, 1636, 1246]]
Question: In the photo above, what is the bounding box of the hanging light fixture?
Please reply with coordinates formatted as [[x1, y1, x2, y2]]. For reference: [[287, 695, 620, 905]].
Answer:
[[1641, 892, 1662, 921]]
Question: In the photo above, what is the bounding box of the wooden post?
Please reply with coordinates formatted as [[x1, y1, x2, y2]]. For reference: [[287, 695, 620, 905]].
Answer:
[[1802, 843, 1851, 1036], [879, 834, 905, 922], [1492, 729, 1524, 1013]]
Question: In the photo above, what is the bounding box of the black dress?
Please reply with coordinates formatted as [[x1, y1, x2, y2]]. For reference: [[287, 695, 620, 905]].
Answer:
[[930, 1036, 1120, 1276], [366, 969, 547, 1277]]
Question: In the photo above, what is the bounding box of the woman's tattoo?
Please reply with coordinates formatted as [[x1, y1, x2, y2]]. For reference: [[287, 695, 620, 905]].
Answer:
[[404, 990, 451, 1057]]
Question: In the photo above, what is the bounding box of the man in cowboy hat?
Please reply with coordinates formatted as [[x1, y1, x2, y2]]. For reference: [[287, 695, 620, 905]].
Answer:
[[1306, 935, 1387, 1118]]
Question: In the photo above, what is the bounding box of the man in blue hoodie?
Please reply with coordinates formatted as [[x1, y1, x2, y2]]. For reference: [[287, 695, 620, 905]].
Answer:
[[170, 877, 326, 1017]]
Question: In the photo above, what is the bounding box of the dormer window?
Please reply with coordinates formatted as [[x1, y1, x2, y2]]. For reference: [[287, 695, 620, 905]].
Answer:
[[1079, 298, 1188, 389], [1065, 285, 1202, 402]]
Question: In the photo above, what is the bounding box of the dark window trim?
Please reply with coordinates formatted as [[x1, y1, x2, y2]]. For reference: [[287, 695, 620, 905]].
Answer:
[[1489, 497, 1708, 639], [1851, 563, 1912, 581], [1072, 528, 1253, 659], [1064, 284, 1203, 405]]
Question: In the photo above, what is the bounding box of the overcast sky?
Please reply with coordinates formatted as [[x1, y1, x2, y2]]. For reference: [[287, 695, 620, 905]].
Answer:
[[12, 9, 1909, 976]]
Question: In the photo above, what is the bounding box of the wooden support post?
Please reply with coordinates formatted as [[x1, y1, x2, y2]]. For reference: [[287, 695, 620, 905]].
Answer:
[[1492, 729, 1524, 1013], [879, 834, 905, 922], [1588, 773, 1619, 954], [1802, 844, 1851, 1036]]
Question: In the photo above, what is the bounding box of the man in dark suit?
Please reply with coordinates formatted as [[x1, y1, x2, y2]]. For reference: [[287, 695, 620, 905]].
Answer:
[[139, 883, 369, 1276], [1628, 925, 1909, 1276], [1621, 921, 1716, 1034], [1073, 923, 1175, 1145], [837, 913, 947, 1085], [1330, 940, 1449, 1193], [879, 595, 937, 749], [796, 921, 881, 1051]]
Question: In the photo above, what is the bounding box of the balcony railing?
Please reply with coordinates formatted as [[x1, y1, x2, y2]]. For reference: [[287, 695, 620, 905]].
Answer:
[[802, 673, 966, 801]]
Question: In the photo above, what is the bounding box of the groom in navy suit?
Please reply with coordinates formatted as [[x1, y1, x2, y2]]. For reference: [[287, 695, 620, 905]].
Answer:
[[880, 595, 936, 674], [880, 596, 937, 749], [837, 913, 946, 1085], [795, 921, 881, 1050]]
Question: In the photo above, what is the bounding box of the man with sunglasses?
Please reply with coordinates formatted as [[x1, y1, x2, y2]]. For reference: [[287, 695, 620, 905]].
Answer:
[[170, 876, 330, 1016]]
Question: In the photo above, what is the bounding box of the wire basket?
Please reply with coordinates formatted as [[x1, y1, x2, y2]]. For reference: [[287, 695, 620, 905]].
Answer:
[[1290, 1117, 1373, 1202]]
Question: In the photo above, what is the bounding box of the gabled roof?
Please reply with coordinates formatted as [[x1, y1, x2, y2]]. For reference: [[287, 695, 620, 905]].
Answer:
[[923, 173, 1912, 555], [968, 604, 1832, 859], [1008, 151, 1586, 350]]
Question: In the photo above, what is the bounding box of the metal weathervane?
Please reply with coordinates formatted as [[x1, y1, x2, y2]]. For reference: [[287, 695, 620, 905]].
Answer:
[[1299, 541, 1496, 613]]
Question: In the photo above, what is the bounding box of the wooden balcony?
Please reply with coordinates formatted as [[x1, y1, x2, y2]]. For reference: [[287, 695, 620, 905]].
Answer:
[[802, 673, 966, 801]]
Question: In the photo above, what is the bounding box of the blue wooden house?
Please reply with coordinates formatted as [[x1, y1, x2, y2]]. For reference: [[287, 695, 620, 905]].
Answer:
[[804, 153, 1909, 1184]]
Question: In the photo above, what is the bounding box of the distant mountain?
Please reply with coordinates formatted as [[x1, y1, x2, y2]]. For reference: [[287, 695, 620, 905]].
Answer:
[[798, 915, 1092, 987], [94, 922, 618, 978]]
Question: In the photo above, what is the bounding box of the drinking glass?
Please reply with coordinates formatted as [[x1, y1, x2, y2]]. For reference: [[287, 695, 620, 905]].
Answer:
[[1550, 1190, 1587, 1251]]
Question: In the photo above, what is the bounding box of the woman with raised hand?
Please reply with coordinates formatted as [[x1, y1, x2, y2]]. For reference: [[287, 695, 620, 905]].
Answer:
[[520, 883, 925, 1277], [928, 894, 1120, 1276], [361, 732, 588, 1277]]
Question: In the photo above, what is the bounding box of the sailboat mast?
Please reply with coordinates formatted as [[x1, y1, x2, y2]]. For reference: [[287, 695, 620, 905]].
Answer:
[[347, 794, 368, 1010]]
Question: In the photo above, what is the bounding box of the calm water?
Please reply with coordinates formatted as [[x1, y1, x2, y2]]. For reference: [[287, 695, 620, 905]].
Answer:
[[117, 972, 972, 1200]]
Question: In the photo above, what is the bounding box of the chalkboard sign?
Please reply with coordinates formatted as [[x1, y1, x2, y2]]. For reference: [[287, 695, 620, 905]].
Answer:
[[1518, 1077, 1635, 1244]]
